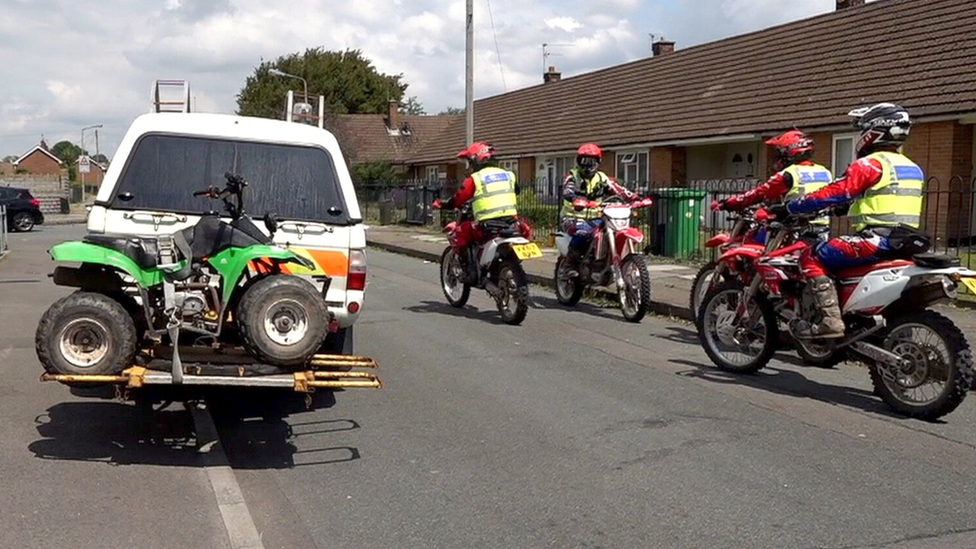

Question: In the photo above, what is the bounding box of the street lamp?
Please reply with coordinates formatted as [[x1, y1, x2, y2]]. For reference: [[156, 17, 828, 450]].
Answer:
[[268, 68, 315, 123], [80, 124, 103, 202]]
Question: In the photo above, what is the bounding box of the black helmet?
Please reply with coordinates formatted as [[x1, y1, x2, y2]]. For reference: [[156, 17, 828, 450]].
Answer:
[[848, 103, 912, 157]]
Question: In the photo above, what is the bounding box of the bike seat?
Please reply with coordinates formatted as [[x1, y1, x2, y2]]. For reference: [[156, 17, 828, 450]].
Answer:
[[84, 234, 159, 269], [480, 217, 520, 237], [833, 259, 914, 279], [913, 253, 959, 269]]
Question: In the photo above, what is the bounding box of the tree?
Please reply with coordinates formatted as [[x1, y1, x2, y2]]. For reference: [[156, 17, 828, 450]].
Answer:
[[350, 160, 400, 186], [2, 155, 17, 163], [92, 153, 109, 164], [399, 96, 425, 115], [237, 48, 409, 119], [439, 107, 464, 115], [50, 141, 86, 166]]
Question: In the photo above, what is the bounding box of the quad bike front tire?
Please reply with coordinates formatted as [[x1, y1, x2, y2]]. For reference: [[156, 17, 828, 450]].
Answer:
[[35, 291, 138, 375], [238, 275, 329, 367]]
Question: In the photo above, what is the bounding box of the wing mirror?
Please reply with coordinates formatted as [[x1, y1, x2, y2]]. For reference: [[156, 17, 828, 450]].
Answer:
[[263, 212, 280, 235]]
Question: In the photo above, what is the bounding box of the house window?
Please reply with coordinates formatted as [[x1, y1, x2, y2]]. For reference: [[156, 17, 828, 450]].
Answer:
[[832, 133, 858, 177], [499, 159, 519, 173], [615, 151, 648, 186], [426, 166, 439, 183]]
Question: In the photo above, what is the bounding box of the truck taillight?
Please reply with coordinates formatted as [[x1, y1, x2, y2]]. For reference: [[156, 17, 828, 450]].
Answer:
[[348, 249, 367, 291], [30, 198, 40, 207]]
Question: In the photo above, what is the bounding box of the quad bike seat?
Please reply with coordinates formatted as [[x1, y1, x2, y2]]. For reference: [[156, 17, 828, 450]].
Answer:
[[83, 234, 160, 269], [913, 252, 960, 268], [181, 215, 272, 260]]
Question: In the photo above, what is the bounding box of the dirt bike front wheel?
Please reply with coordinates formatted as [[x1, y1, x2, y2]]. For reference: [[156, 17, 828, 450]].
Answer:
[[619, 255, 651, 323], [698, 281, 778, 374], [440, 247, 471, 308], [869, 310, 973, 421]]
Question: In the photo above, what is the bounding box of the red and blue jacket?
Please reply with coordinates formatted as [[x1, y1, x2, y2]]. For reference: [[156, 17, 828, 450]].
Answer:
[[786, 157, 885, 216]]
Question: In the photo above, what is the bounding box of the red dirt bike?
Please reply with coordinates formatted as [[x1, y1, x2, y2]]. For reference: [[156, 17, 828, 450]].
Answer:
[[697, 210, 976, 420], [436, 202, 539, 325], [554, 196, 654, 322]]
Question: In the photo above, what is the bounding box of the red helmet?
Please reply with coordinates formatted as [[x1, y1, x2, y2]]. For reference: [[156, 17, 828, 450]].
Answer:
[[456, 142, 496, 163], [765, 130, 814, 163], [576, 143, 602, 160]]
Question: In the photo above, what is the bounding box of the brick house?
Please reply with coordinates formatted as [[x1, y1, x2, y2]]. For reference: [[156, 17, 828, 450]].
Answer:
[[13, 140, 64, 175], [407, 0, 976, 241], [326, 100, 461, 178]]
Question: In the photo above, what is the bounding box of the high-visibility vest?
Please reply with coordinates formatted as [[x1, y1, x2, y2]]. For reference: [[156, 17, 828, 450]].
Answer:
[[848, 152, 924, 231], [783, 162, 833, 226], [471, 167, 518, 222], [562, 168, 610, 220]]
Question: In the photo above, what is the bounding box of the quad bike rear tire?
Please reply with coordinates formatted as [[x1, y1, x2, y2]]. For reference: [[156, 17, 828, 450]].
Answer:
[[238, 275, 329, 367], [36, 291, 137, 375]]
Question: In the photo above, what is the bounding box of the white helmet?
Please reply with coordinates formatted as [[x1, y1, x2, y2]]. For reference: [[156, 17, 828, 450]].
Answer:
[[848, 103, 912, 156]]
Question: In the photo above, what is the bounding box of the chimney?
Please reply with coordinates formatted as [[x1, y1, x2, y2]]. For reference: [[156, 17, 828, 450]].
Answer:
[[387, 99, 400, 130], [544, 66, 561, 84], [836, 0, 865, 9], [652, 38, 675, 57]]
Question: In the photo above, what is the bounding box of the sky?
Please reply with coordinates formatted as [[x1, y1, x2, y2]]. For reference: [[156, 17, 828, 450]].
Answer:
[[0, 0, 862, 161]]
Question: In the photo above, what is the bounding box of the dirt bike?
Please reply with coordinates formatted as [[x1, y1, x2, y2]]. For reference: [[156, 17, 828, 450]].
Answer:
[[36, 173, 331, 379], [436, 203, 539, 325], [697, 210, 976, 420], [554, 196, 654, 322]]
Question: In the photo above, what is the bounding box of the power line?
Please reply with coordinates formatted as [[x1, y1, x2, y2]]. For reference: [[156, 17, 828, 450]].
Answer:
[[484, 0, 507, 91]]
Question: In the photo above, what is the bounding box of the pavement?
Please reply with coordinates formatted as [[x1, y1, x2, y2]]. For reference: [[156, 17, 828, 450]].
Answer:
[[4, 224, 976, 548]]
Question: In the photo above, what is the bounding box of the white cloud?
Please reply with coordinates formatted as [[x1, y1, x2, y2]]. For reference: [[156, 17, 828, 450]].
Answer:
[[545, 16, 583, 32], [0, 0, 868, 159]]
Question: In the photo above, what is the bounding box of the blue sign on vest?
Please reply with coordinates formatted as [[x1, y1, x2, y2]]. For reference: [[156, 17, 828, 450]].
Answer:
[[799, 171, 831, 183], [482, 173, 511, 184], [894, 165, 924, 180]]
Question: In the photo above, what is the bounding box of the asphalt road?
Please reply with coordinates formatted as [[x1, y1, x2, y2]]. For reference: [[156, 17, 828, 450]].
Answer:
[[225, 249, 976, 549], [4, 227, 976, 548], [0, 225, 229, 549]]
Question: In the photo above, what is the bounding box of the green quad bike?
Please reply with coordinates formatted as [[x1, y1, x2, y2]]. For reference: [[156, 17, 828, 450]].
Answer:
[[35, 172, 332, 381]]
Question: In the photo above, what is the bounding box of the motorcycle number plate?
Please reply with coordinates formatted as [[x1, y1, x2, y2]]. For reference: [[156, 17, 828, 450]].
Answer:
[[512, 243, 543, 260], [960, 277, 976, 295]]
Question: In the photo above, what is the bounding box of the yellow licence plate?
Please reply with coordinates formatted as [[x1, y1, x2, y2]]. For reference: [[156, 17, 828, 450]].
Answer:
[[960, 277, 976, 295], [512, 243, 543, 260]]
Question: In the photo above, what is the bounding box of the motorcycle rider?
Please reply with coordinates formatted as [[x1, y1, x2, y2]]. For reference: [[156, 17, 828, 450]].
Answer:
[[561, 143, 637, 275], [437, 142, 520, 282], [770, 103, 924, 339], [713, 130, 832, 233]]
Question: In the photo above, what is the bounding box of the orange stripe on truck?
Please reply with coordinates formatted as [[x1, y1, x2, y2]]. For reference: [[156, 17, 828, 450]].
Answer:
[[249, 249, 348, 276]]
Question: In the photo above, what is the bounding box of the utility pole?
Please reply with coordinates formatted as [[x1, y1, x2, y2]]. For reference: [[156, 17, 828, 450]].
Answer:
[[465, 0, 474, 145], [80, 124, 102, 202]]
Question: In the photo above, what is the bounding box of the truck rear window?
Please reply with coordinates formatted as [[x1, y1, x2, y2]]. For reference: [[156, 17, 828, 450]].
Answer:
[[112, 134, 351, 224]]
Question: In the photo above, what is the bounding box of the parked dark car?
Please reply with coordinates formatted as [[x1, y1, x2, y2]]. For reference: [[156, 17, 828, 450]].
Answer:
[[0, 186, 44, 232]]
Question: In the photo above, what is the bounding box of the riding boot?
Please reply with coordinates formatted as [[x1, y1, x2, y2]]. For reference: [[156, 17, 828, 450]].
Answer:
[[465, 246, 480, 285], [796, 276, 845, 339], [564, 247, 582, 278]]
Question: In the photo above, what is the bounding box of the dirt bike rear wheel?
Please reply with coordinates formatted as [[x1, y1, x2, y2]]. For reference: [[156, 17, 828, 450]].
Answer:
[[795, 339, 845, 369], [496, 259, 529, 325], [698, 281, 777, 374], [868, 310, 973, 421]]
